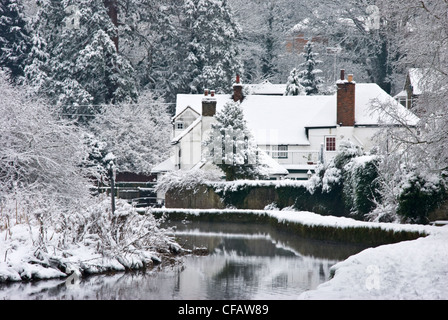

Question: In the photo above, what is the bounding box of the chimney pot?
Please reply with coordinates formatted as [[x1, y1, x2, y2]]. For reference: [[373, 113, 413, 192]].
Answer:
[[347, 74, 353, 82], [202, 89, 217, 117], [340, 69, 345, 81], [236, 74, 240, 84]]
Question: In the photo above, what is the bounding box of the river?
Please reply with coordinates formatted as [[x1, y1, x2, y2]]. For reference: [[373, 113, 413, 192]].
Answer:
[[0, 220, 367, 300]]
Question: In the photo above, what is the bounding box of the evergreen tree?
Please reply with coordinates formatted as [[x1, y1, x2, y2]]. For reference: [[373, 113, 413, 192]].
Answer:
[[204, 100, 265, 181], [179, 0, 243, 95], [284, 68, 305, 96], [0, 0, 31, 83], [298, 41, 323, 95], [25, 0, 138, 118], [118, 0, 179, 106]]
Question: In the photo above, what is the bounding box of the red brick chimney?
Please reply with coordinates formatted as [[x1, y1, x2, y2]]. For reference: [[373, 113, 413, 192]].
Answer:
[[202, 89, 217, 116], [233, 74, 244, 102], [337, 70, 355, 126]]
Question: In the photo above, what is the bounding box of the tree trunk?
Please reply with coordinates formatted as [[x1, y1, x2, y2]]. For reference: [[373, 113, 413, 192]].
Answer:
[[104, 0, 118, 52]]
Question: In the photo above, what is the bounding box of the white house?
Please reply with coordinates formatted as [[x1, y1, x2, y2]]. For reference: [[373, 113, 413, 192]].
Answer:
[[152, 70, 419, 181], [394, 68, 428, 110]]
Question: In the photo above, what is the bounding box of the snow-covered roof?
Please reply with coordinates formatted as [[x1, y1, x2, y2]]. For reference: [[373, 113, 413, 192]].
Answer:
[[175, 83, 419, 146], [354, 83, 419, 126], [257, 149, 289, 176], [394, 90, 407, 99], [151, 156, 175, 173]]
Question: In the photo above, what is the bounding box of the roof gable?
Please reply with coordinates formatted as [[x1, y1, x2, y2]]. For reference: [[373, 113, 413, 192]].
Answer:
[[173, 105, 200, 122]]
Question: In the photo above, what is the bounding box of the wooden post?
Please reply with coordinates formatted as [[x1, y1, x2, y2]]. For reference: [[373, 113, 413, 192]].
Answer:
[[108, 162, 116, 213]]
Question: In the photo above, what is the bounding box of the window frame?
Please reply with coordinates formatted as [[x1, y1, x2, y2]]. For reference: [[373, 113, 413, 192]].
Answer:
[[176, 121, 184, 130], [272, 145, 288, 159], [325, 136, 336, 152]]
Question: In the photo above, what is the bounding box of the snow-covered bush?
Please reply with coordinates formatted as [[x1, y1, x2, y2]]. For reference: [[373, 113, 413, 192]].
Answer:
[[316, 141, 363, 194], [0, 195, 181, 282], [155, 169, 223, 195], [88, 91, 171, 175], [77, 196, 178, 263], [396, 171, 446, 224], [308, 141, 382, 219], [343, 155, 381, 217], [0, 71, 93, 247]]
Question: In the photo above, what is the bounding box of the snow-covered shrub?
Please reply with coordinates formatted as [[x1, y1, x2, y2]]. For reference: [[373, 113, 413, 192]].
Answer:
[[321, 166, 342, 193], [318, 141, 362, 194], [0, 71, 93, 246], [343, 155, 381, 217], [365, 153, 447, 224], [79, 196, 177, 262], [155, 169, 223, 194], [307, 141, 381, 219], [264, 202, 279, 210], [397, 171, 446, 224]]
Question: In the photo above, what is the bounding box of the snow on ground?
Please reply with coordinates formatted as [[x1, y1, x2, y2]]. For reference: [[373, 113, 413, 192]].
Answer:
[[298, 226, 448, 299], [1, 207, 447, 300]]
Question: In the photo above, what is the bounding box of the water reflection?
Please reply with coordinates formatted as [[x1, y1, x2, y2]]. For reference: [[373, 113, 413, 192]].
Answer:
[[0, 221, 367, 300]]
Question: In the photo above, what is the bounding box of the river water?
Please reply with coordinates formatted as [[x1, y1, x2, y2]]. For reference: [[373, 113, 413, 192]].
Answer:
[[0, 221, 367, 300]]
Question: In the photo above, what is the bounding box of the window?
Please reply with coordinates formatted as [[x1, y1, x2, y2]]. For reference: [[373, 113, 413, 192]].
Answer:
[[272, 145, 288, 159], [176, 122, 184, 130], [326, 137, 336, 151]]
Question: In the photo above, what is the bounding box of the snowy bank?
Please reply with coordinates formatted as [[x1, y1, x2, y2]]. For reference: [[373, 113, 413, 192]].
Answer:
[[0, 198, 183, 283], [298, 225, 448, 299], [152, 208, 434, 233], [152, 208, 434, 242]]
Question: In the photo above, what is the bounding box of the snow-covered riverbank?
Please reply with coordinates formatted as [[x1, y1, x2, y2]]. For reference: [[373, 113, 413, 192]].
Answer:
[[0, 198, 183, 283], [298, 225, 448, 299], [2, 207, 447, 300]]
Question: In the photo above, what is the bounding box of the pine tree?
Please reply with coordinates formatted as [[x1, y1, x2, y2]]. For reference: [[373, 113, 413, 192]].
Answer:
[[284, 68, 305, 96], [179, 0, 243, 95], [121, 0, 179, 108], [298, 41, 323, 95], [204, 100, 265, 181], [25, 0, 138, 118], [0, 0, 31, 83]]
